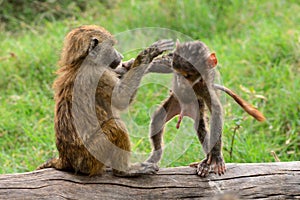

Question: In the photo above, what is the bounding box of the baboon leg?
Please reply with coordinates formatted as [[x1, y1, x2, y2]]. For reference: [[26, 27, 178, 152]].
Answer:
[[194, 89, 225, 177], [193, 99, 208, 146], [110, 129, 159, 177], [111, 130, 132, 177], [96, 119, 131, 176], [87, 161, 105, 176], [189, 99, 208, 168], [146, 94, 181, 164], [97, 119, 157, 177]]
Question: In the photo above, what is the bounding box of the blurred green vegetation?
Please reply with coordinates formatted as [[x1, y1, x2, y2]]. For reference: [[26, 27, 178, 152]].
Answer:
[[0, 0, 299, 174]]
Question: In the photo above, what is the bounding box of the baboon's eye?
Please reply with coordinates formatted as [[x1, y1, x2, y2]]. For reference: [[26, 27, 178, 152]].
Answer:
[[91, 38, 99, 48], [89, 38, 99, 49], [88, 38, 99, 52]]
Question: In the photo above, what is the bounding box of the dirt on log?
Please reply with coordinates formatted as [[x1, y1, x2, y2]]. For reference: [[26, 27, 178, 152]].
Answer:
[[0, 162, 299, 200]]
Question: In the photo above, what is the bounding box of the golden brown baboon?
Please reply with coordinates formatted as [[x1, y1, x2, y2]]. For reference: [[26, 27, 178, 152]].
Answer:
[[37, 25, 174, 176]]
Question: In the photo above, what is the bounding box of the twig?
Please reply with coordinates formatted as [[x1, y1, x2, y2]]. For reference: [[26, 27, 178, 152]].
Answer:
[[229, 122, 240, 161], [271, 150, 281, 162]]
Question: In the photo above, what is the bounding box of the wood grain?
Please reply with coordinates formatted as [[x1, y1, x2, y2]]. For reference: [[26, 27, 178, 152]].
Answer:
[[0, 162, 299, 199]]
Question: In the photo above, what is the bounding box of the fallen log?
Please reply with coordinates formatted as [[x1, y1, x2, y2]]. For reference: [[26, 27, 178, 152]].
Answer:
[[0, 162, 299, 199]]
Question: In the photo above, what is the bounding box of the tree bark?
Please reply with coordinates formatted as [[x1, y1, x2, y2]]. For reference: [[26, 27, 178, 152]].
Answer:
[[0, 162, 299, 200]]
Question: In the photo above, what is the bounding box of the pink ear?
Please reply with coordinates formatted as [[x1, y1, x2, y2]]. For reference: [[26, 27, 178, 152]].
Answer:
[[176, 39, 180, 48], [208, 53, 218, 67]]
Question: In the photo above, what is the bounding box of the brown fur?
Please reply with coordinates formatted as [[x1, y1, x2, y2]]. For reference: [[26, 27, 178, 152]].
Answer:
[[37, 25, 173, 176], [37, 25, 119, 175]]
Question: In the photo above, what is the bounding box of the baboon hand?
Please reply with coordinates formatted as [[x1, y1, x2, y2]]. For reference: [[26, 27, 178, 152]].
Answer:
[[148, 39, 174, 58], [134, 39, 174, 66]]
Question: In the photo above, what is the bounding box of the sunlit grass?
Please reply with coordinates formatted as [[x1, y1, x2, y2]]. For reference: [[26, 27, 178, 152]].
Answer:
[[0, 0, 299, 174]]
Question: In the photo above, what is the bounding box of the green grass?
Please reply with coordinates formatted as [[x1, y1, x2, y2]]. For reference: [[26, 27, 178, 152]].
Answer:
[[0, 0, 299, 174]]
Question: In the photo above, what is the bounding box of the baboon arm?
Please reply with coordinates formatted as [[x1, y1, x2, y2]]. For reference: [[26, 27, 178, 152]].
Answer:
[[146, 53, 173, 74], [112, 40, 174, 110], [125, 53, 173, 73], [201, 88, 223, 154], [115, 54, 173, 78], [113, 65, 148, 111]]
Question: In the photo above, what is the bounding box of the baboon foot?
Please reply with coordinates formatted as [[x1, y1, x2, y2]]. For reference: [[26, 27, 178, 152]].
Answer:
[[190, 154, 226, 177], [113, 162, 159, 177]]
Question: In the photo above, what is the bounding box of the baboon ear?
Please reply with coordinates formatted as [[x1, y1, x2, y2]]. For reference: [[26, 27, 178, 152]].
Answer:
[[176, 39, 180, 48], [208, 52, 218, 67], [89, 37, 99, 52]]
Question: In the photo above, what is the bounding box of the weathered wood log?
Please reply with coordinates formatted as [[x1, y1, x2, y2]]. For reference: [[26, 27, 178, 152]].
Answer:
[[0, 162, 299, 199]]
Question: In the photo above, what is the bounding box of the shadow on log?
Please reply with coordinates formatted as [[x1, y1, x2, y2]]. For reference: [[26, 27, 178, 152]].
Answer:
[[0, 162, 299, 199]]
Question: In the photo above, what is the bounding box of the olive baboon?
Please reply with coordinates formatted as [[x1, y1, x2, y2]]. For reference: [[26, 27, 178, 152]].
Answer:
[[145, 41, 265, 177], [37, 25, 174, 176]]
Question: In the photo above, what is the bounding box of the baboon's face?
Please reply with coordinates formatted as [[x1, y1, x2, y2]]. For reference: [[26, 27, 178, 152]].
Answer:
[[172, 52, 201, 85], [61, 25, 123, 69], [172, 41, 217, 86], [88, 37, 123, 69]]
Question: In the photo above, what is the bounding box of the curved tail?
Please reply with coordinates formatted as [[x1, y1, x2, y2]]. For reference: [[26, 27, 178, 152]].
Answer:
[[36, 157, 64, 170], [214, 84, 266, 122]]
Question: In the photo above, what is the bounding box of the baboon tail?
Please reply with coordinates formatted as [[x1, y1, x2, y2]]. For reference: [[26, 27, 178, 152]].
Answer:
[[36, 157, 64, 170], [214, 84, 266, 122]]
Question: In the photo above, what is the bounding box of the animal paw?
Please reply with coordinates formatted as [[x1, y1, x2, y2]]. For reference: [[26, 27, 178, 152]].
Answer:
[[133, 162, 159, 175], [149, 39, 174, 56], [209, 154, 226, 176], [196, 158, 211, 177], [191, 153, 226, 177]]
